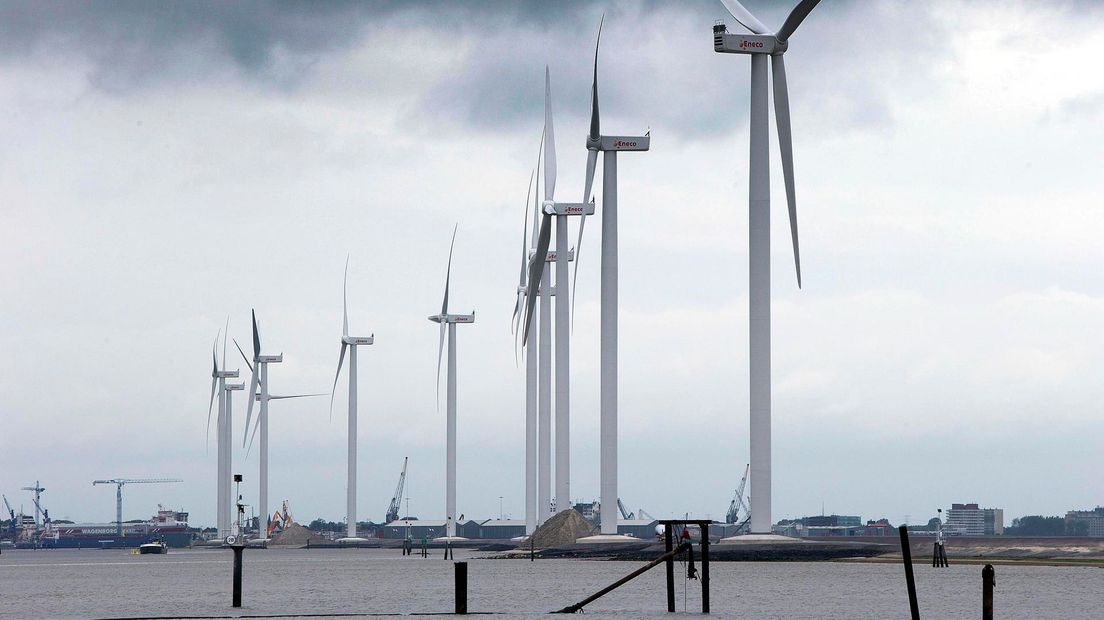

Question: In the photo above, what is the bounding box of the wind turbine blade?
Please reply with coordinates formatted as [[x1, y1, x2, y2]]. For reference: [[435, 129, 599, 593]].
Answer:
[[222, 316, 229, 370], [233, 339, 254, 373], [329, 343, 348, 422], [251, 309, 261, 359], [573, 149, 599, 324], [719, 0, 769, 34], [588, 16, 603, 142], [442, 224, 457, 315], [776, 0, 821, 42], [243, 366, 259, 448], [543, 66, 556, 202], [246, 413, 260, 457], [343, 256, 350, 338], [436, 321, 446, 411], [269, 393, 326, 400], [207, 337, 218, 454], [512, 168, 536, 337], [522, 212, 553, 345], [532, 129, 544, 247], [772, 54, 801, 287]]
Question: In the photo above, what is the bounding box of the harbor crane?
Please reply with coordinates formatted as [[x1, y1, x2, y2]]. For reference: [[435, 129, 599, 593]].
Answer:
[[617, 498, 635, 520], [3, 494, 16, 536], [20, 482, 45, 530], [385, 457, 408, 523], [93, 478, 183, 536], [726, 464, 750, 525]]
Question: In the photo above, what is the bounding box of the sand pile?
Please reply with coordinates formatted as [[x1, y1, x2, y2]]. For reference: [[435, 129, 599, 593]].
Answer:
[[269, 522, 326, 547], [529, 509, 598, 548]]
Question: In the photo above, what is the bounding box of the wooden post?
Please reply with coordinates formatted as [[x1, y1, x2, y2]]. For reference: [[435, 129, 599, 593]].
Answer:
[[530, 536, 535, 562], [701, 529, 710, 614], [664, 524, 675, 613], [982, 564, 994, 620], [232, 545, 244, 608], [898, 525, 920, 620], [554, 542, 690, 614], [455, 561, 468, 615]]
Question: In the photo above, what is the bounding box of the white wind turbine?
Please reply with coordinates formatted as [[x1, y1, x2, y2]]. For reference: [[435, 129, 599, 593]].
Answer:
[[519, 68, 593, 526], [207, 331, 238, 539], [529, 20, 651, 540], [511, 163, 540, 535], [329, 258, 374, 542], [511, 139, 581, 534], [238, 310, 322, 539], [428, 225, 475, 540], [713, 0, 820, 537]]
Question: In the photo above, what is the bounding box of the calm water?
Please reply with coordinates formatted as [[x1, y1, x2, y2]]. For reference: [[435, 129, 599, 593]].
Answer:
[[0, 547, 1100, 618]]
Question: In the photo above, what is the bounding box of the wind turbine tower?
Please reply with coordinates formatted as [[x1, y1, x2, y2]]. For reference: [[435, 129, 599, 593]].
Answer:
[[428, 226, 475, 540], [240, 311, 322, 539], [528, 20, 650, 539], [330, 259, 375, 542], [713, 0, 820, 536]]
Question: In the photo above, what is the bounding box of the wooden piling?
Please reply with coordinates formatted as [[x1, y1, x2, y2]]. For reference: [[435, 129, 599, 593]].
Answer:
[[701, 531, 710, 614], [231, 545, 244, 608], [664, 524, 675, 613], [898, 525, 920, 620], [982, 564, 994, 620], [454, 561, 468, 615]]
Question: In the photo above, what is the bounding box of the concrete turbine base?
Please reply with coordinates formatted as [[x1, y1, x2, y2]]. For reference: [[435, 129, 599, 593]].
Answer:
[[336, 537, 371, 545], [719, 533, 802, 544], [510, 535, 531, 542], [432, 536, 469, 542], [575, 534, 640, 544]]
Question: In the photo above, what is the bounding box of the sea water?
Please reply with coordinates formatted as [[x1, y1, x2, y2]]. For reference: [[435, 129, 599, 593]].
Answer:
[[0, 547, 1099, 618]]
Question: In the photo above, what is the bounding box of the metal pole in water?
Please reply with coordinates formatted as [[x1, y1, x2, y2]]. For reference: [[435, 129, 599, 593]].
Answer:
[[455, 561, 468, 614], [898, 525, 920, 620], [664, 525, 675, 613], [232, 545, 244, 608], [982, 564, 994, 620], [701, 531, 710, 614]]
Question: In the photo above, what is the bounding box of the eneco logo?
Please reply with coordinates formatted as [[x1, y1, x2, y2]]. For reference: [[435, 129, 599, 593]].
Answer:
[[740, 40, 764, 49], [613, 140, 638, 148]]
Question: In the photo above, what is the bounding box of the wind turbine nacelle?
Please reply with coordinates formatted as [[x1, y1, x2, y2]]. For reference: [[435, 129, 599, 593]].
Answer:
[[258, 354, 283, 363], [449, 313, 476, 324], [343, 336, 375, 345], [226, 384, 245, 391], [216, 370, 240, 379], [714, 32, 780, 55], [601, 136, 650, 151], [529, 248, 575, 262], [543, 202, 595, 217]]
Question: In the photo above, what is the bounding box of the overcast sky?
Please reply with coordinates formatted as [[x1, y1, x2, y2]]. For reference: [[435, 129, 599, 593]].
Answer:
[[2, 0, 1103, 529]]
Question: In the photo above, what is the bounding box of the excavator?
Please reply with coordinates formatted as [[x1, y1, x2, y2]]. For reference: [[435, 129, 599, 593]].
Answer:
[[267, 500, 294, 537]]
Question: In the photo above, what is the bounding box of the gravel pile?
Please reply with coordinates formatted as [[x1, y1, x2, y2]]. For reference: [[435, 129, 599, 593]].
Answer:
[[529, 509, 598, 548], [269, 522, 326, 548]]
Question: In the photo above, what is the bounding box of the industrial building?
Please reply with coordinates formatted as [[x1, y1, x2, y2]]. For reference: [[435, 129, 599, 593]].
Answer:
[[946, 503, 1004, 536], [1065, 507, 1104, 537]]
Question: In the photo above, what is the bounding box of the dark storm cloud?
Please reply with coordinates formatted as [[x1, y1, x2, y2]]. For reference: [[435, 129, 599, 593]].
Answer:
[[0, 1, 941, 137]]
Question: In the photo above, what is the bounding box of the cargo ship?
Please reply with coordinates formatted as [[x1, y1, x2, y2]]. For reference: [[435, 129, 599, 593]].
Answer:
[[18, 506, 193, 549]]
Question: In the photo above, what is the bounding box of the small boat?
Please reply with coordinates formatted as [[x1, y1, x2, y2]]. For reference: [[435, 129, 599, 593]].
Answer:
[[138, 540, 168, 555]]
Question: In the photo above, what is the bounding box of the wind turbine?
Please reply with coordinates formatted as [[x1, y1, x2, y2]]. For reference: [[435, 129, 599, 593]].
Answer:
[[207, 328, 238, 539], [511, 163, 540, 536], [329, 258, 375, 542], [528, 20, 650, 539], [519, 68, 593, 526], [238, 310, 322, 539], [428, 225, 475, 540], [712, 0, 819, 537]]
